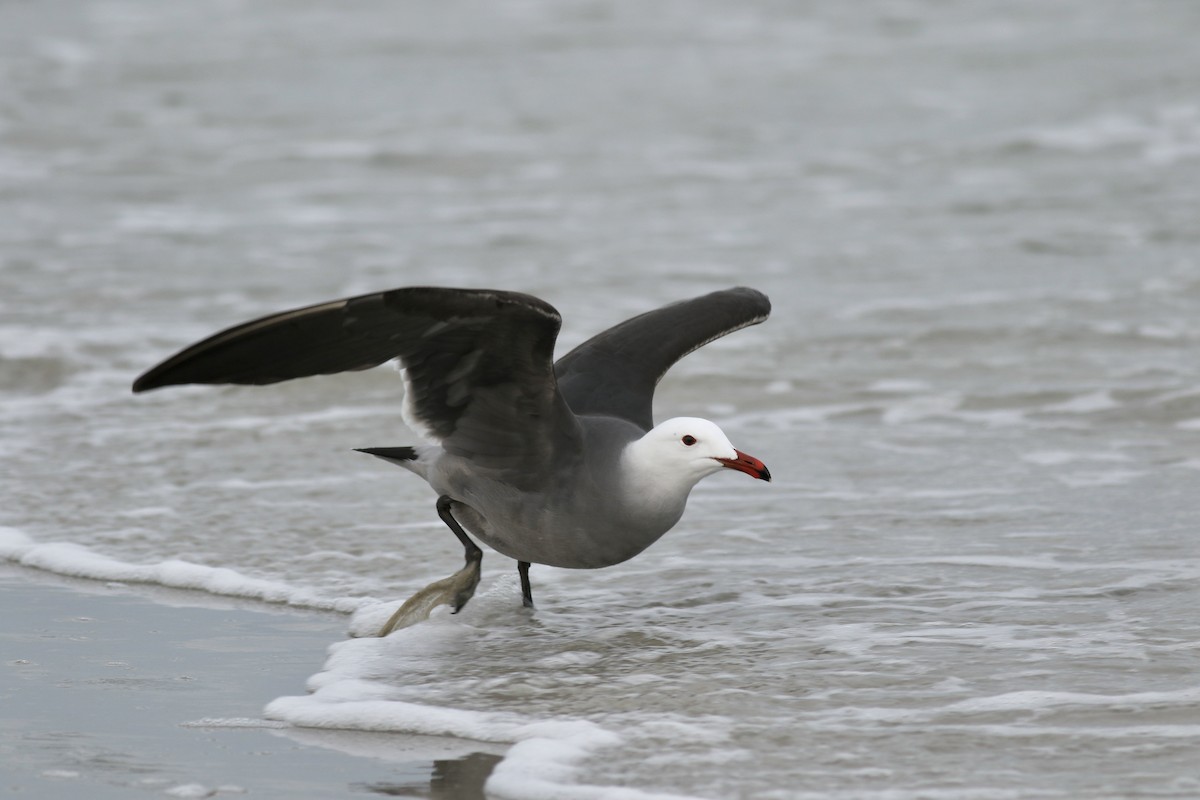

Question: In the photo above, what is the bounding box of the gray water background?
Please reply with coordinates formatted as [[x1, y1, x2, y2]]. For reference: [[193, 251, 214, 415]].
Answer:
[[3, 1, 1200, 797]]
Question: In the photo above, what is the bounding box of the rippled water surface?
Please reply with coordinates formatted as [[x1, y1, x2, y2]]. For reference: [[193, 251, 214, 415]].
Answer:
[[3, 1, 1200, 797]]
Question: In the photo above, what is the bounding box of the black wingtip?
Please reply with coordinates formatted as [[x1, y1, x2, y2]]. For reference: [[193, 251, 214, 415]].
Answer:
[[131, 373, 158, 394], [132, 364, 192, 393]]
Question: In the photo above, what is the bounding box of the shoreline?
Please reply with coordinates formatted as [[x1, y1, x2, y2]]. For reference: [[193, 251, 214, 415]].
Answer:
[[0, 564, 506, 799]]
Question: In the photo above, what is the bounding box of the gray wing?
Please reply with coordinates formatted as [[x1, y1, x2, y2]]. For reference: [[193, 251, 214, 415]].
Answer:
[[552, 287, 770, 430], [133, 287, 582, 480]]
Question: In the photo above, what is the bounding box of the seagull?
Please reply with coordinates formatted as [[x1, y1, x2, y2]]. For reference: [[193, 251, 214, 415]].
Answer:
[[133, 286, 772, 633]]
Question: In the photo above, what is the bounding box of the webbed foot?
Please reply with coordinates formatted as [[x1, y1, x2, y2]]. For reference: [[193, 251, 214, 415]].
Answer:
[[379, 554, 482, 636]]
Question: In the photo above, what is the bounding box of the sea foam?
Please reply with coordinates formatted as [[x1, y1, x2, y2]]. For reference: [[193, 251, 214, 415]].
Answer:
[[1, 525, 698, 797], [0, 526, 366, 613], [264, 585, 699, 800]]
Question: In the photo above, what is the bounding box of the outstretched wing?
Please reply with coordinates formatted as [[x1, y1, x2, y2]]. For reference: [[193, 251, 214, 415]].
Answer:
[[552, 287, 770, 430], [133, 287, 581, 479]]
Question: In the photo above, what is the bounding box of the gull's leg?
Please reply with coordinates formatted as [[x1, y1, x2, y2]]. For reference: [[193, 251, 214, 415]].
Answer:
[[437, 495, 482, 612], [438, 496, 482, 565], [518, 561, 534, 608]]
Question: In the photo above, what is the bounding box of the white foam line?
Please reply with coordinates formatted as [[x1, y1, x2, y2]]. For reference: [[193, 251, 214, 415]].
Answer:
[[944, 686, 1200, 714], [927, 723, 1200, 740], [3, 526, 698, 797], [812, 686, 1200, 728], [0, 526, 367, 613], [265, 692, 696, 800], [180, 717, 290, 729], [265, 593, 704, 800]]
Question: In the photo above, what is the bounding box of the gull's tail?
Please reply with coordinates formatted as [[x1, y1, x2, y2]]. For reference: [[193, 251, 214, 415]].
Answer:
[[356, 446, 418, 466]]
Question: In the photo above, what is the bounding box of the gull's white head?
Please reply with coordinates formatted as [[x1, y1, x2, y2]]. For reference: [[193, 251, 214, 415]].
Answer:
[[637, 416, 771, 484], [618, 416, 771, 527]]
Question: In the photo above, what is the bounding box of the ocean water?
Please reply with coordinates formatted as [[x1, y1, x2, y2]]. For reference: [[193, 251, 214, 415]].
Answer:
[[3, 1, 1200, 797]]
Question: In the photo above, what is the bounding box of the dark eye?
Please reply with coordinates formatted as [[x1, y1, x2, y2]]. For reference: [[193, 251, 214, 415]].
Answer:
[[682, 435, 697, 446]]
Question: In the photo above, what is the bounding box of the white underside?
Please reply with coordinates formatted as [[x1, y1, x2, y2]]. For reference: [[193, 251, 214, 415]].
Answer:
[[394, 361, 441, 444]]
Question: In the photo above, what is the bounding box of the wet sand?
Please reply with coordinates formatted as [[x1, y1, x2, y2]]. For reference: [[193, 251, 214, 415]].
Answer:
[[0, 565, 505, 799]]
